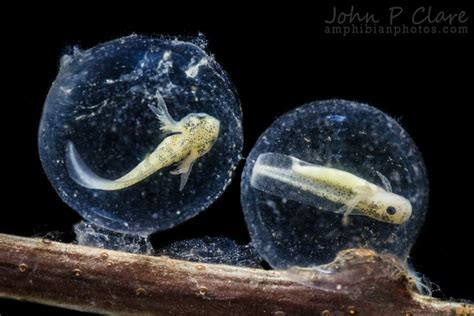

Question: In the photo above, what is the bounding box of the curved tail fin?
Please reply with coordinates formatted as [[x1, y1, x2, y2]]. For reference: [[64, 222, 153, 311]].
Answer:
[[65, 142, 135, 191]]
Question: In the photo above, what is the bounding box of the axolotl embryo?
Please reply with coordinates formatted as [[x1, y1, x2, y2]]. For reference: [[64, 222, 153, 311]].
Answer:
[[251, 153, 412, 225], [66, 91, 220, 191]]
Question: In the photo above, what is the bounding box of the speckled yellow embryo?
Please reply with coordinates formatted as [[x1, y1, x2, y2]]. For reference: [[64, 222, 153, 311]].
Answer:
[[251, 153, 412, 225], [66, 91, 220, 191]]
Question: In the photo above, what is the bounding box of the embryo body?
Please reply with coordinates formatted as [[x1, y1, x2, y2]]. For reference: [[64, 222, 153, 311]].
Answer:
[[251, 153, 412, 224], [66, 91, 220, 191]]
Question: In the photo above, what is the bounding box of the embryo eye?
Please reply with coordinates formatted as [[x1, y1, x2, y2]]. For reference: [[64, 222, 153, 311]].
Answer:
[[386, 206, 397, 215]]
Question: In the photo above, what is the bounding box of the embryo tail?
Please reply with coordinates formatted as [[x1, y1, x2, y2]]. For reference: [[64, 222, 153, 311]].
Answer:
[[65, 142, 164, 191]]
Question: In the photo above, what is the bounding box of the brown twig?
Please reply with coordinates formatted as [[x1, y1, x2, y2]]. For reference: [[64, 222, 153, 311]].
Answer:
[[0, 233, 472, 315]]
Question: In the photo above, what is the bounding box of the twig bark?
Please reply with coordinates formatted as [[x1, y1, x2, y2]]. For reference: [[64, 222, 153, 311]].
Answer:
[[0, 233, 472, 315]]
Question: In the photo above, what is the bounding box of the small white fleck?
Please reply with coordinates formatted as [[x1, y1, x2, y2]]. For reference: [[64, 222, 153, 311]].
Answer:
[[185, 58, 208, 78], [266, 200, 277, 208], [163, 51, 171, 60], [60, 86, 73, 94]]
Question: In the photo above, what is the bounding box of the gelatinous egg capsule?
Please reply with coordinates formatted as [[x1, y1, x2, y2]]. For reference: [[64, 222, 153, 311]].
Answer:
[[38, 35, 243, 235], [240, 99, 428, 269]]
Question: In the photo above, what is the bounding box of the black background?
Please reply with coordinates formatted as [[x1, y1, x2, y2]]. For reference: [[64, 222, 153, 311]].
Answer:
[[2, 3, 472, 314]]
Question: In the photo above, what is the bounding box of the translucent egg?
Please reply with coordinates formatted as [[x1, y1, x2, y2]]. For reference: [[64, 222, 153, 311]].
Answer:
[[39, 35, 242, 235], [241, 99, 428, 269]]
